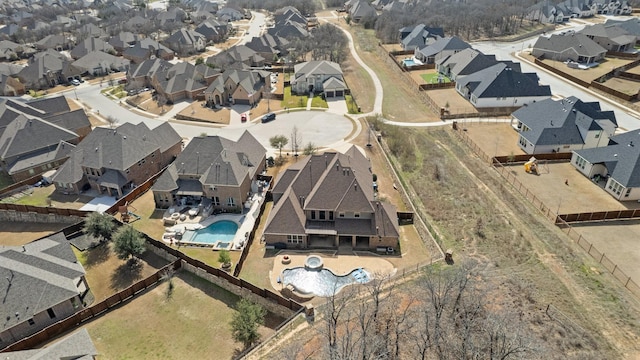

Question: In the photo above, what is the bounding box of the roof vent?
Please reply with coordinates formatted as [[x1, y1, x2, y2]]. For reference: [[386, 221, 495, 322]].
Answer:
[[123, 136, 127, 139], [95, 147, 99, 152], [629, 141, 634, 147]]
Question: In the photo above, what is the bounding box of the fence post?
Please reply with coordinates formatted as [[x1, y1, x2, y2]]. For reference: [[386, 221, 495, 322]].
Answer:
[[600, 253, 605, 263]]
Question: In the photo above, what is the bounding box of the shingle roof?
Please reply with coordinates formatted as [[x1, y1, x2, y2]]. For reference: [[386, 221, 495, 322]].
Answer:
[[417, 36, 471, 59], [8, 140, 75, 175], [0, 234, 85, 332], [457, 63, 551, 99], [575, 130, 640, 187], [2, 329, 97, 360], [0, 115, 78, 159], [513, 96, 617, 146], [70, 37, 114, 59], [533, 33, 607, 57]]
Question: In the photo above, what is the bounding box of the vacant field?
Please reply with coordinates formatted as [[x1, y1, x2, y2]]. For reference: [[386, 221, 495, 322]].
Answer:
[[341, 46, 375, 113], [536, 56, 634, 83], [0, 221, 71, 246], [177, 101, 231, 125], [81, 271, 284, 360], [572, 220, 640, 287]]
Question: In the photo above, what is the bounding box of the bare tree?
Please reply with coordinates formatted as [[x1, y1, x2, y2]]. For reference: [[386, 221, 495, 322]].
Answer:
[[290, 125, 302, 156]]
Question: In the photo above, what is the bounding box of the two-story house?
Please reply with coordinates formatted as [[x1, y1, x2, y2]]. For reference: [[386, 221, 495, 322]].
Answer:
[[512, 96, 617, 154], [151, 131, 266, 211], [0, 233, 90, 350], [52, 122, 182, 197], [204, 69, 267, 107], [290, 60, 348, 98], [164, 29, 206, 57], [263, 146, 399, 251]]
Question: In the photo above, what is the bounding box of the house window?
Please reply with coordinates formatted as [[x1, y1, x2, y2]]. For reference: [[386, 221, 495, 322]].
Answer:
[[126, 169, 130, 174], [212, 196, 220, 206], [625, 188, 631, 198], [227, 197, 235, 207], [29, 169, 35, 175], [339, 212, 345, 218], [574, 156, 586, 170], [28, 319, 35, 326], [47, 308, 56, 319], [595, 133, 600, 138], [608, 179, 623, 195], [311, 211, 316, 220], [287, 234, 304, 244], [319, 211, 326, 220], [329, 211, 334, 220], [354, 212, 360, 218]]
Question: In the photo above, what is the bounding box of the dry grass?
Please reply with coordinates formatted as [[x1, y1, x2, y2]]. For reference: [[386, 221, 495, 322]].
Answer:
[[601, 76, 640, 96], [177, 101, 231, 125], [237, 202, 277, 290], [72, 242, 169, 303], [427, 88, 477, 115], [535, 56, 635, 83], [461, 122, 525, 157], [0, 221, 71, 246], [80, 271, 284, 360]]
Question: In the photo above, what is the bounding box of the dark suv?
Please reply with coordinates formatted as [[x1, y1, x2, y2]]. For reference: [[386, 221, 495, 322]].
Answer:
[[261, 112, 276, 123]]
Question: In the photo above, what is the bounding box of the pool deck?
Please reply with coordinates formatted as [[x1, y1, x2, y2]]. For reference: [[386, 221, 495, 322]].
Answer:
[[269, 252, 397, 297], [162, 192, 265, 251]]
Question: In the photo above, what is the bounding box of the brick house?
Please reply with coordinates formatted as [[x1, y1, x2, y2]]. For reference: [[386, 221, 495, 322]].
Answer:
[[52, 122, 181, 197]]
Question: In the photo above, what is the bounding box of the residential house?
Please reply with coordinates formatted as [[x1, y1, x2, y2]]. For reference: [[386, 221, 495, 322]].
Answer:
[[532, 33, 607, 64], [204, 69, 267, 107], [157, 7, 187, 26], [606, 18, 640, 42], [244, 34, 289, 63], [108, 32, 139, 54], [592, 0, 633, 15], [526, 1, 566, 24], [274, 6, 307, 26], [0, 40, 36, 60], [123, 38, 174, 64], [125, 15, 151, 30], [0, 74, 25, 96], [164, 28, 206, 56], [35, 34, 72, 51], [578, 23, 637, 52], [455, 63, 551, 108], [399, 24, 444, 51], [0, 233, 90, 349], [151, 61, 209, 102], [17, 50, 82, 89], [206, 45, 264, 69], [194, 19, 229, 43], [2, 329, 97, 359], [0, 24, 20, 38], [127, 58, 174, 90], [436, 49, 520, 81], [0, 96, 91, 181], [572, 130, 640, 200], [562, 0, 595, 18], [346, 0, 377, 23], [263, 146, 399, 250], [70, 37, 115, 60], [414, 36, 471, 64], [72, 51, 130, 76], [217, 7, 244, 22], [152, 131, 266, 210], [77, 22, 106, 39], [291, 60, 347, 97], [512, 96, 617, 154], [52, 122, 181, 197]]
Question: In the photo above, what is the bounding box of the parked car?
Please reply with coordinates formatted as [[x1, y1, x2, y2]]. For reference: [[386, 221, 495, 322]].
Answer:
[[70, 79, 81, 86], [261, 112, 276, 123], [241, 113, 247, 122]]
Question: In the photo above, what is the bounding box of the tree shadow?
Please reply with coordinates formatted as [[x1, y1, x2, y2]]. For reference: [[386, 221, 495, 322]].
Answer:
[[83, 242, 110, 268], [110, 259, 143, 291]]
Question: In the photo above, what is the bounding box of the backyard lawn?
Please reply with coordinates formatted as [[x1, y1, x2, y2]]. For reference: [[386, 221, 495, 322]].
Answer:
[[82, 271, 284, 359], [420, 73, 451, 84]]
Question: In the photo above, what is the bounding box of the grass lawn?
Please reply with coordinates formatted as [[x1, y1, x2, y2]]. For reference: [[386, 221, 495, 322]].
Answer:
[[237, 202, 277, 290], [82, 271, 283, 360], [179, 246, 241, 269], [310, 95, 328, 108], [420, 73, 450, 84], [345, 94, 360, 114], [1, 185, 54, 205], [72, 242, 170, 303], [281, 86, 308, 109]]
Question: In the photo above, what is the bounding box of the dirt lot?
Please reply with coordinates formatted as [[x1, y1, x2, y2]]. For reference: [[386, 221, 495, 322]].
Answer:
[[535, 56, 635, 83], [461, 122, 525, 157], [0, 222, 71, 246], [572, 220, 640, 286], [601, 76, 640, 96], [427, 88, 478, 114]]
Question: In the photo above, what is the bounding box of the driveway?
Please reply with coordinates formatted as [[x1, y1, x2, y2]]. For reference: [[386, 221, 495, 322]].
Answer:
[[327, 97, 348, 115]]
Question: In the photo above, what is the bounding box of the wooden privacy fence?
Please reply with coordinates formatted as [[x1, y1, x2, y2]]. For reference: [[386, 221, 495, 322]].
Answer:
[[590, 80, 637, 101], [492, 152, 572, 164], [1, 260, 181, 353], [452, 125, 640, 300], [0, 174, 43, 197], [534, 58, 591, 87], [233, 198, 267, 277], [0, 203, 89, 217], [105, 165, 169, 215], [557, 208, 640, 223]]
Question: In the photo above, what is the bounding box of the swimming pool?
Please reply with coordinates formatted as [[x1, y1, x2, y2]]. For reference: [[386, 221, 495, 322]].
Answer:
[[190, 220, 238, 246], [403, 58, 417, 66], [281, 267, 370, 297]]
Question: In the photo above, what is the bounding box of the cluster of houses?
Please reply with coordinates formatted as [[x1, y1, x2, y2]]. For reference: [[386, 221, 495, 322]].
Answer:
[[532, 18, 640, 66], [527, 0, 633, 24]]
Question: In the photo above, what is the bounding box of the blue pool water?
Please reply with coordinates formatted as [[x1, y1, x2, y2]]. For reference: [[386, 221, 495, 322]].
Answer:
[[403, 58, 416, 66], [281, 267, 370, 297], [191, 220, 238, 245]]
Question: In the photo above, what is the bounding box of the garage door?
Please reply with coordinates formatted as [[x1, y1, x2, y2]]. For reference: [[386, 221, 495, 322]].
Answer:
[[336, 90, 344, 97], [325, 90, 334, 98], [234, 99, 250, 105]]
